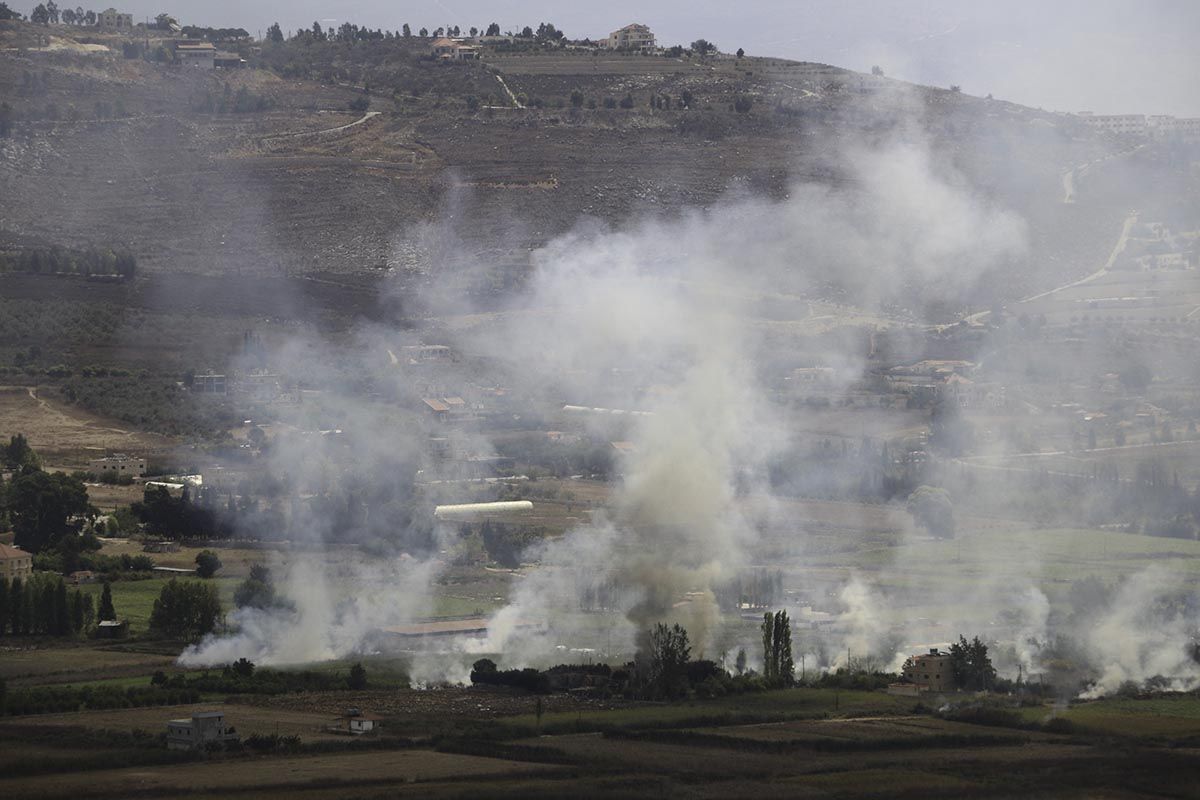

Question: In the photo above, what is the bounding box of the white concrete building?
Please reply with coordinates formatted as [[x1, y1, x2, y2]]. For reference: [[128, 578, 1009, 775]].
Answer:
[[606, 23, 655, 50], [89, 453, 147, 478]]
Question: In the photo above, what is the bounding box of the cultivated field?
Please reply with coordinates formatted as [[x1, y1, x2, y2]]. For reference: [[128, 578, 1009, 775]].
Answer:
[[11, 701, 348, 741], [0, 748, 563, 799]]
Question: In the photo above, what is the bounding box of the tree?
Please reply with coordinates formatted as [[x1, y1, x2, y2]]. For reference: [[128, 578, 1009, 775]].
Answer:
[[53, 577, 69, 635], [0, 3, 22, 21], [401, 23, 411, 38], [736, 47, 744, 59], [83, 9, 94, 25], [9, 468, 89, 553], [735, 647, 747, 675], [949, 84, 962, 93], [61, 7, 74, 24], [871, 65, 884, 76], [195, 550, 222, 578], [569, 89, 584, 108], [1119, 362, 1152, 392], [98, 580, 116, 621], [760, 610, 794, 686], [266, 22, 283, 43], [690, 39, 715, 57], [4, 434, 38, 470], [45, 1, 58, 23], [949, 635, 996, 690], [418, 27, 428, 37], [0, 101, 13, 138], [349, 95, 370, 114], [347, 662, 367, 690], [906, 486, 955, 539], [734, 95, 753, 113], [234, 564, 276, 609], [9, 578, 23, 634], [230, 657, 255, 677], [535, 22, 563, 43], [149, 579, 221, 640], [0, 578, 8, 636], [645, 623, 690, 698], [486, 22, 500, 36], [619, 93, 635, 109], [30, 3, 49, 24]]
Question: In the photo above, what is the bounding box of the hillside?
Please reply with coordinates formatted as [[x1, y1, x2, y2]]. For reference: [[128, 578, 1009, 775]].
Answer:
[[0, 20, 1156, 317]]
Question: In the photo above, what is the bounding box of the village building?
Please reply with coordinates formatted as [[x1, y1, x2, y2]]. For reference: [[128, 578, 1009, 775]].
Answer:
[[899, 648, 955, 692], [333, 709, 384, 735], [606, 23, 655, 50], [96, 619, 129, 638], [176, 41, 217, 70], [95, 8, 134, 29], [430, 37, 480, 60], [166, 711, 237, 750], [0, 543, 34, 581], [88, 453, 147, 478], [192, 372, 227, 395], [214, 51, 246, 68]]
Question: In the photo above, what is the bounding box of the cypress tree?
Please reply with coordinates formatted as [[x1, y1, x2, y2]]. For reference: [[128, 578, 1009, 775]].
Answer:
[[20, 580, 34, 634], [10, 578, 22, 635], [54, 578, 69, 636], [70, 589, 84, 635], [0, 577, 8, 636], [98, 581, 116, 621]]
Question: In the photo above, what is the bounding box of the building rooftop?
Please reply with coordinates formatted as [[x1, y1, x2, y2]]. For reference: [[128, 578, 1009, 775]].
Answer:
[[0, 543, 31, 560]]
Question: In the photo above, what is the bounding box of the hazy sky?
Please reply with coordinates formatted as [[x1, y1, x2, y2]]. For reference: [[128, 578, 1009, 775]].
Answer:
[[51, 1, 1200, 116]]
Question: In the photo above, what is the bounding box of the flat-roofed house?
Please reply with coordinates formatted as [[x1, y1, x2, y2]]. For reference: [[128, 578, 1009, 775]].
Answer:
[[900, 648, 955, 692], [89, 453, 147, 478], [166, 711, 237, 750], [176, 41, 217, 70]]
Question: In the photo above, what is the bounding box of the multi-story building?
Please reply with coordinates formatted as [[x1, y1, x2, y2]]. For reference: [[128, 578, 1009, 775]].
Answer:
[[176, 41, 217, 70], [1075, 112, 1147, 136], [900, 648, 955, 692], [88, 453, 147, 478], [0, 543, 34, 582], [95, 8, 134, 29], [606, 23, 656, 51], [166, 711, 238, 750]]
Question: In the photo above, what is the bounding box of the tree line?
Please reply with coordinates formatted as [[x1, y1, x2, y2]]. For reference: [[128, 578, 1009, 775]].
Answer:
[[0, 245, 136, 279], [0, 574, 95, 636]]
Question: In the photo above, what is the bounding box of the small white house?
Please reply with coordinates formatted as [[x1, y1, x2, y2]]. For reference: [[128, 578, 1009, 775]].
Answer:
[[335, 709, 384, 735]]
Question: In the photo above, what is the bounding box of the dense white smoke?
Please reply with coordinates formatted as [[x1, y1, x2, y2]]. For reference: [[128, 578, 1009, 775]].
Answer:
[[180, 556, 439, 666], [455, 124, 1029, 666], [1079, 567, 1200, 698]]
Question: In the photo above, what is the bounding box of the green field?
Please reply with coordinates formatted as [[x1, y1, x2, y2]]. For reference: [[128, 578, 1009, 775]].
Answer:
[[494, 688, 911, 736], [78, 577, 241, 635], [1018, 694, 1200, 738]]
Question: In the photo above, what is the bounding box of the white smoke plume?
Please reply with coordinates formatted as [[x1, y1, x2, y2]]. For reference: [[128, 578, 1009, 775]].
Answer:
[[1079, 567, 1200, 699]]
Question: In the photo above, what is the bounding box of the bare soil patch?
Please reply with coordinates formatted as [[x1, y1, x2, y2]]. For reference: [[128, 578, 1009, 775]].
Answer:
[[0, 386, 173, 468]]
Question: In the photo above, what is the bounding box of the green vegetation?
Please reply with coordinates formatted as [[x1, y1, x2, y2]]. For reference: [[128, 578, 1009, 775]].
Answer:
[[0, 573, 94, 637], [148, 579, 221, 640], [0, 246, 135, 279], [79, 577, 238, 634]]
